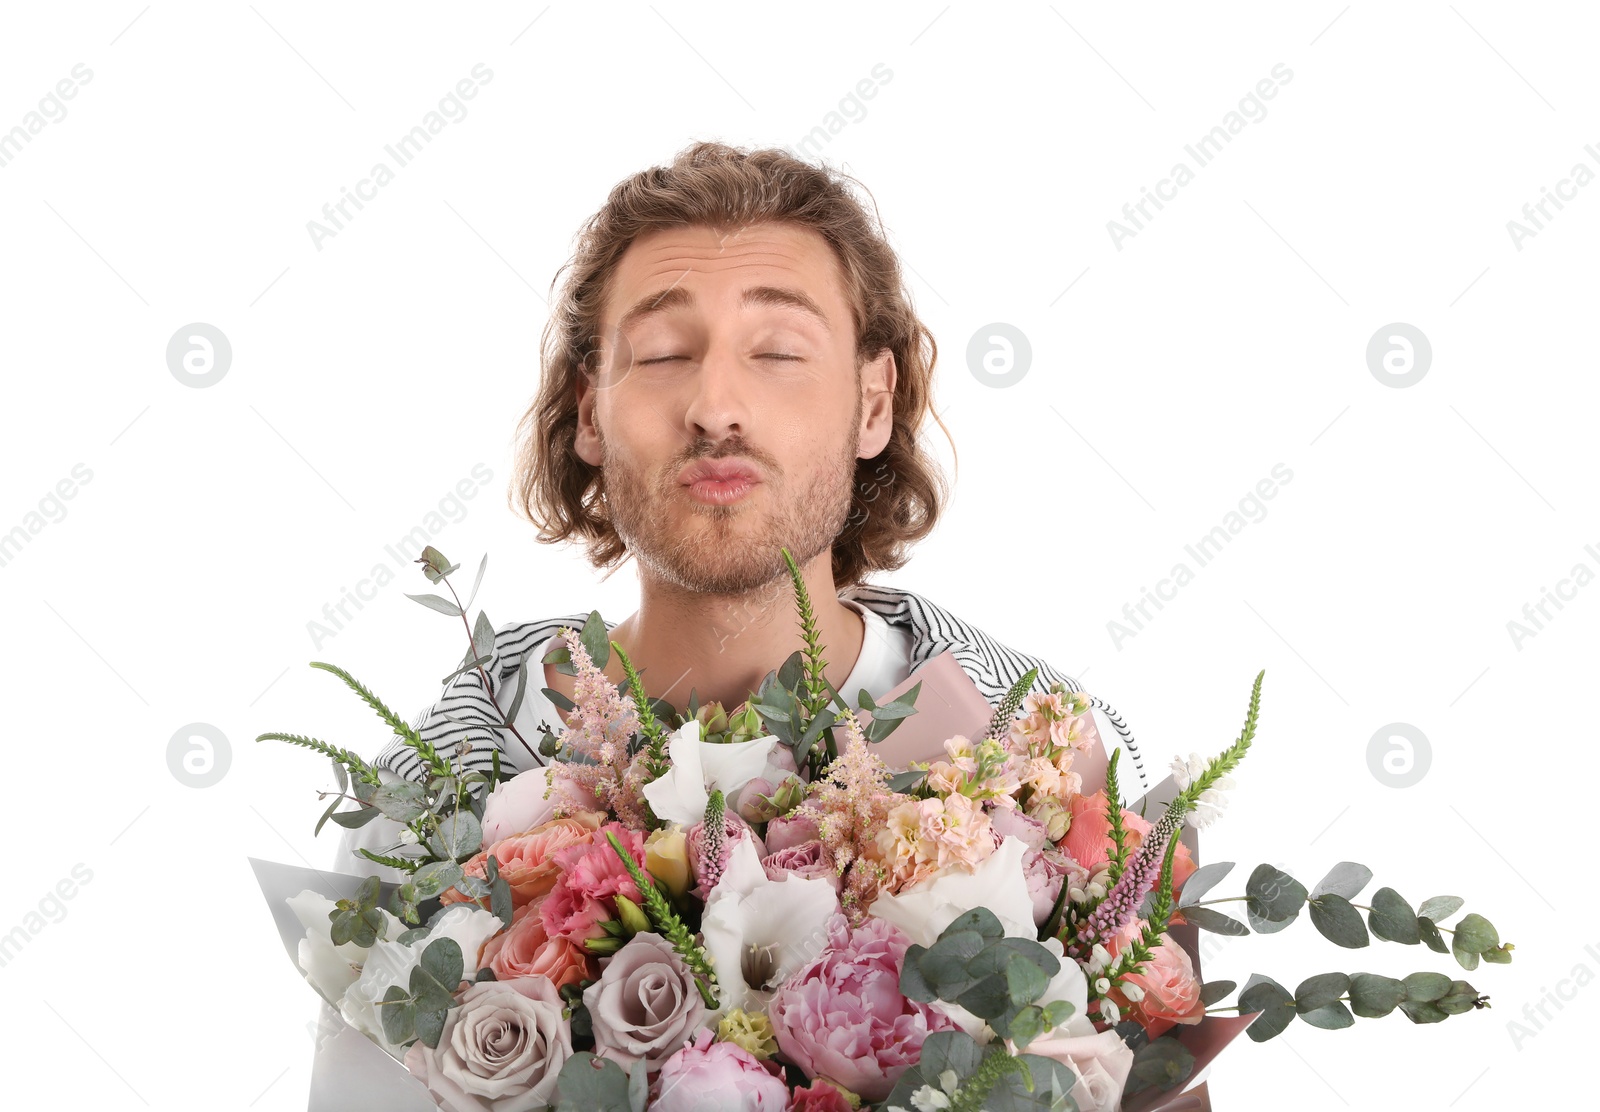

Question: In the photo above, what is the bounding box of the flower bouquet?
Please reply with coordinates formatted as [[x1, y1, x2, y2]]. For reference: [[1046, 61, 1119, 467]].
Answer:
[[255, 546, 1511, 1111]]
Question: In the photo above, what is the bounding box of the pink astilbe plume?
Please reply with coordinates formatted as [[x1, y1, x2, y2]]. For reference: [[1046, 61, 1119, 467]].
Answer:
[[554, 627, 649, 828], [795, 710, 905, 923]]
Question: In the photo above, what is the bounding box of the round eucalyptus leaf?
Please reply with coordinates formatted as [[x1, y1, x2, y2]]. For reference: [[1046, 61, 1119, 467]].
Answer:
[[1183, 907, 1250, 936], [1417, 916, 1449, 954], [1348, 973, 1405, 1018], [1368, 887, 1421, 945], [1310, 861, 1372, 901], [1308, 894, 1370, 948], [1294, 972, 1350, 1012], [1418, 895, 1464, 924], [1402, 971, 1451, 1002], [1176, 861, 1236, 908], [1239, 976, 1296, 1042], [1298, 1000, 1355, 1030]]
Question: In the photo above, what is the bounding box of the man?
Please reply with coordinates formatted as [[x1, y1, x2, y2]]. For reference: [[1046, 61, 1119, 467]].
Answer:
[[342, 141, 1147, 873]]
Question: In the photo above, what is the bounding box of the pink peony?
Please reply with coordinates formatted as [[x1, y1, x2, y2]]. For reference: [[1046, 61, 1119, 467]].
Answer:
[[540, 821, 645, 944], [768, 912, 956, 1101], [762, 840, 841, 892], [651, 1027, 790, 1112], [1023, 843, 1087, 927], [763, 813, 820, 855], [481, 765, 603, 845], [990, 805, 1050, 852]]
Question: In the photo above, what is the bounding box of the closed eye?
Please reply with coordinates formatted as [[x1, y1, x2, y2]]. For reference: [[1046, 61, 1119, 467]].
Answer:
[[637, 354, 802, 365]]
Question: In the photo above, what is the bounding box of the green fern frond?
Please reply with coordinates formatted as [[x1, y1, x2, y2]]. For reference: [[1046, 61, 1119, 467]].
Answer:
[[310, 661, 450, 778], [357, 847, 421, 873], [255, 731, 381, 786]]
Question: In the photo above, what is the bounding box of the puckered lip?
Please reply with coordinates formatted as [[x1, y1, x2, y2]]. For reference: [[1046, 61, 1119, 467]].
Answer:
[[678, 458, 762, 485]]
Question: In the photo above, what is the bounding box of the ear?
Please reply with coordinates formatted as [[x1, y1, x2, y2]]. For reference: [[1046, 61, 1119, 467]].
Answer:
[[573, 372, 603, 467], [857, 347, 896, 459]]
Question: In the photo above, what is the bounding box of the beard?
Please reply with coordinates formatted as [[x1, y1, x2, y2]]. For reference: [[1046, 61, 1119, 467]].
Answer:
[[598, 398, 862, 597]]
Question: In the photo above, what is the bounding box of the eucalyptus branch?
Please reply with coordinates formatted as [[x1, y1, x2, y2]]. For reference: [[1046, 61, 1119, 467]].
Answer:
[[435, 571, 538, 764]]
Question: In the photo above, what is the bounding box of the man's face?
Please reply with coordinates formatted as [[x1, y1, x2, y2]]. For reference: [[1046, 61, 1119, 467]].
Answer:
[[575, 221, 894, 595]]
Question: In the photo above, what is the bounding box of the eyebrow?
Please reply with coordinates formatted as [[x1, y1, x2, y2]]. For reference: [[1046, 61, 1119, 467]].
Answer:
[[614, 284, 833, 336]]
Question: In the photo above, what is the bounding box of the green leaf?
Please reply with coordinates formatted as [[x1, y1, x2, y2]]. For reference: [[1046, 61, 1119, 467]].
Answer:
[[405, 591, 463, 617], [1452, 912, 1498, 954], [380, 985, 415, 1045], [465, 554, 488, 611], [1308, 894, 1370, 948], [1200, 979, 1237, 1006], [411, 937, 464, 1012], [411, 860, 464, 901], [1124, 1036, 1196, 1096], [580, 611, 610, 670], [1417, 916, 1449, 954], [1349, 973, 1406, 1018], [1245, 865, 1307, 930], [1176, 861, 1236, 907], [1418, 895, 1465, 924], [414, 1006, 447, 1048], [1368, 887, 1422, 945], [1294, 972, 1350, 1012], [504, 658, 531, 726], [427, 811, 483, 861], [328, 805, 380, 830], [900, 944, 937, 1002], [371, 781, 428, 824], [1182, 906, 1250, 936], [1402, 971, 1451, 1002], [1239, 975, 1296, 1042], [556, 1049, 636, 1112], [1398, 999, 1449, 1024], [887, 769, 927, 793], [1439, 980, 1483, 1014], [330, 756, 349, 794], [1309, 861, 1372, 901], [1298, 1000, 1355, 1030]]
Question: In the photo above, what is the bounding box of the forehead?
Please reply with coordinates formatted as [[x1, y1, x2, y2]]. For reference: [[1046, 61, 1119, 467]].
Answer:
[[602, 222, 853, 335]]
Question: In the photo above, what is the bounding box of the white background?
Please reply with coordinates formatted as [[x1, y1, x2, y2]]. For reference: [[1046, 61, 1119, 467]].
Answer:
[[1, 3, 1593, 1109]]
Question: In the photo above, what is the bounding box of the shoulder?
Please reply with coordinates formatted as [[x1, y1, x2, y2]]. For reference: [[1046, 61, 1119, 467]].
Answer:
[[841, 582, 1082, 699]]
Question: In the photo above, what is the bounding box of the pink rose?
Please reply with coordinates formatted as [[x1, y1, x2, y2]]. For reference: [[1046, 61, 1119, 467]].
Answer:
[[446, 814, 602, 912], [768, 912, 956, 1101], [761, 840, 840, 892], [584, 932, 707, 1073], [481, 766, 602, 845], [1060, 791, 1197, 894], [763, 814, 820, 855], [1116, 930, 1205, 1038], [478, 899, 594, 990], [651, 1027, 790, 1112], [787, 1079, 857, 1111], [1026, 1027, 1134, 1112], [540, 821, 645, 944]]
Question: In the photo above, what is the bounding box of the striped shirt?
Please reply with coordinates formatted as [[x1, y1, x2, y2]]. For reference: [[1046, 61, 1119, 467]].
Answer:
[[371, 583, 1148, 794]]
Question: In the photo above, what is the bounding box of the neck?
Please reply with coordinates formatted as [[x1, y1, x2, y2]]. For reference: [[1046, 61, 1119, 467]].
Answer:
[[608, 552, 866, 713]]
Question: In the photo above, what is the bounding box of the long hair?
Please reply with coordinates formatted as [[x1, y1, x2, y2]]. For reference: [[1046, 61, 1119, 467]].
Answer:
[[508, 140, 956, 589]]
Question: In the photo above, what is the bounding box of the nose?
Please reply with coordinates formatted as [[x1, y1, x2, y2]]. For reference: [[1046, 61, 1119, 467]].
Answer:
[[681, 340, 750, 443]]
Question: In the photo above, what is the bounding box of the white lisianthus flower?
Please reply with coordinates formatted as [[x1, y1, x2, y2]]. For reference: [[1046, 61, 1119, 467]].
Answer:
[[285, 890, 404, 1006], [640, 718, 779, 826], [340, 903, 503, 1059], [699, 837, 839, 1017]]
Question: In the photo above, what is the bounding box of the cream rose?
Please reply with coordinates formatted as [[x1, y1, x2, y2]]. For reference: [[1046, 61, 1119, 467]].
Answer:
[[403, 975, 572, 1111]]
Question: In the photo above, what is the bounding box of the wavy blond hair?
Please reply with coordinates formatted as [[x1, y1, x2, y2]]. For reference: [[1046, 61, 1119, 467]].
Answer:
[[509, 140, 955, 589]]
